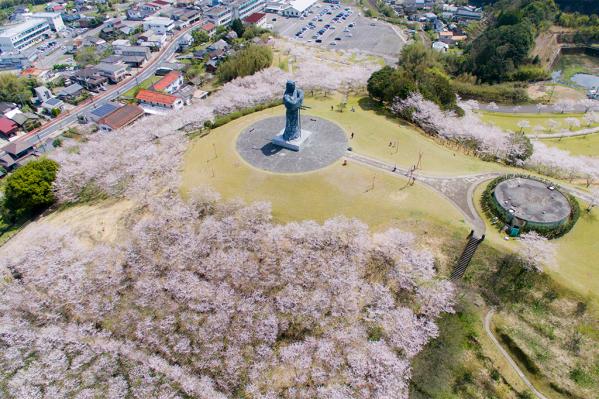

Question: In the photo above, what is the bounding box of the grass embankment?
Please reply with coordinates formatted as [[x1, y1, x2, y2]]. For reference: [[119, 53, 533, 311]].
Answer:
[[455, 188, 599, 399], [181, 104, 468, 231], [479, 111, 599, 134], [543, 133, 599, 157]]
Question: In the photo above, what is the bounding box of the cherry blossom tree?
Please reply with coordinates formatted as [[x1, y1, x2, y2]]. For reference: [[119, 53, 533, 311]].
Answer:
[[392, 94, 527, 162], [564, 117, 581, 131], [0, 191, 455, 399], [518, 232, 556, 272], [547, 119, 559, 132], [517, 120, 530, 133]]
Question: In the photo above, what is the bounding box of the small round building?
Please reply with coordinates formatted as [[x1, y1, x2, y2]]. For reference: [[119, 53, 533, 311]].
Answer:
[[484, 176, 579, 238]]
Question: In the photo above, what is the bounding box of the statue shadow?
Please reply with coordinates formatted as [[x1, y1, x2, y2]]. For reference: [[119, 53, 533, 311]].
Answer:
[[261, 143, 284, 156]]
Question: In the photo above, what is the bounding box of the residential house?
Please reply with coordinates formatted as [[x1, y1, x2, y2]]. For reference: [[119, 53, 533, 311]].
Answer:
[[95, 62, 129, 83], [41, 97, 64, 112], [136, 89, 183, 111], [8, 111, 40, 130], [34, 86, 53, 103], [57, 83, 85, 101], [201, 21, 216, 36], [178, 32, 193, 51], [138, 31, 167, 48], [454, 6, 482, 21], [112, 39, 131, 47], [141, 2, 162, 14], [3, 140, 35, 167], [176, 0, 195, 7], [208, 39, 228, 52], [143, 17, 175, 34], [152, 70, 183, 94], [98, 104, 144, 131], [0, 117, 19, 138], [243, 12, 266, 27], [71, 67, 108, 91], [0, 52, 32, 70], [80, 101, 121, 123], [0, 102, 17, 116], [114, 45, 151, 60], [102, 54, 147, 68], [205, 58, 218, 73]]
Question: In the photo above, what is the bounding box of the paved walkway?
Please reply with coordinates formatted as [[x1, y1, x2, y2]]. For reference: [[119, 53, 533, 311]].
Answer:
[[346, 150, 594, 238], [484, 310, 550, 399], [529, 125, 599, 139], [479, 103, 599, 114]]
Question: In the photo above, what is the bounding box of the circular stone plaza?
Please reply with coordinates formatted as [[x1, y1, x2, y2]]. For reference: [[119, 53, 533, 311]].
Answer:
[[493, 177, 572, 228], [236, 115, 348, 173]]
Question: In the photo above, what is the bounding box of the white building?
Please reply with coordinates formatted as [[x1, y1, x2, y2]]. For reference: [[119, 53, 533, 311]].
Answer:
[[29, 12, 65, 32], [432, 41, 449, 52], [0, 19, 51, 53], [282, 0, 317, 17], [207, 6, 233, 26], [142, 17, 175, 34], [231, 0, 267, 20]]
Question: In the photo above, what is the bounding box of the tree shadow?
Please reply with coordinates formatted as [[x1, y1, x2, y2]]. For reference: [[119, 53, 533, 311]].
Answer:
[[357, 97, 411, 126], [261, 143, 284, 156]]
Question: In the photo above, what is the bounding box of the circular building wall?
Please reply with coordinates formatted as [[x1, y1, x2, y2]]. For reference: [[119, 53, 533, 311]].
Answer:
[[493, 177, 572, 227]]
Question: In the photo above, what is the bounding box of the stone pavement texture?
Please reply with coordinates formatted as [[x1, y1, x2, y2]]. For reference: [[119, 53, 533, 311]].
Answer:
[[236, 115, 347, 173]]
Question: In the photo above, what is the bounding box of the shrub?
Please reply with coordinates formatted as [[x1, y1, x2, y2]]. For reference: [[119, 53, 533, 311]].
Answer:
[[3, 158, 59, 219], [509, 65, 550, 82], [451, 80, 530, 104], [217, 45, 273, 83]]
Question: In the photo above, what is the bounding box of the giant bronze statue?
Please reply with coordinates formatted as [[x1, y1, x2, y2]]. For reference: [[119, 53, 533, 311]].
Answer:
[[282, 80, 304, 141]]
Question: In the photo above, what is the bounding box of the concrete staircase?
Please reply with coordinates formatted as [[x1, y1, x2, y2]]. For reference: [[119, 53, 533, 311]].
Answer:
[[451, 230, 485, 281]]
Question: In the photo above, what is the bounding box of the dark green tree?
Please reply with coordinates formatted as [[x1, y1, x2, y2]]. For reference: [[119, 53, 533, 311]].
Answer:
[[231, 18, 245, 38], [191, 29, 210, 45], [367, 66, 394, 102], [3, 158, 59, 218]]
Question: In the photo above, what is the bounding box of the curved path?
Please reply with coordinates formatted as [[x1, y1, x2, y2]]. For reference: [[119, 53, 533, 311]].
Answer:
[[484, 310, 550, 399], [529, 125, 599, 139], [345, 150, 595, 238]]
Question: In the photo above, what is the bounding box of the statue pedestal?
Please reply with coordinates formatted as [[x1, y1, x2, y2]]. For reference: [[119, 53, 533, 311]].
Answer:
[[271, 129, 312, 151]]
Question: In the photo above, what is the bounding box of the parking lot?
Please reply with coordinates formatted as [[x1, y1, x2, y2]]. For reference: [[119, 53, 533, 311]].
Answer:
[[270, 2, 405, 62]]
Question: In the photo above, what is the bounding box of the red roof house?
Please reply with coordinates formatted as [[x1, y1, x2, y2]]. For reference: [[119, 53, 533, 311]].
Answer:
[[0, 117, 18, 137], [152, 71, 183, 94], [136, 89, 183, 109], [243, 12, 266, 26], [201, 22, 216, 36]]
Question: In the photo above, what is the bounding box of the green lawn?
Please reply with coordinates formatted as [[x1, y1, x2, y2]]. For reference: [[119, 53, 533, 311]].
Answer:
[[479, 111, 599, 134], [181, 104, 469, 232], [121, 75, 162, 98], [542, 133, 599, 158], [307, 95, 504, 176]]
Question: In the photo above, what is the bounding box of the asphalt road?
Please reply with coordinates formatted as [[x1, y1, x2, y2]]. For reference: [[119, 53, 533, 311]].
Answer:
[[272, 3, 404, 62], [2, 21, 200, 154]]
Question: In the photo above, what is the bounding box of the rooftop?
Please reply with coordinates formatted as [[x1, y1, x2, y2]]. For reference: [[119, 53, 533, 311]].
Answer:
[[0, 19, 48, 38], [494, 178, 572, 224], [0, 116, 18, 134], [98, 104, 144, 130], [136, 89, 179, 105], [243, 12, 266, 24], [153, 70, 182, 91], [90, 102, 121, 119]]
